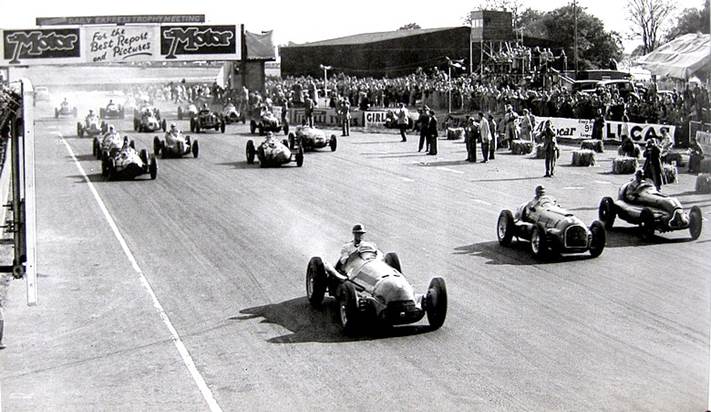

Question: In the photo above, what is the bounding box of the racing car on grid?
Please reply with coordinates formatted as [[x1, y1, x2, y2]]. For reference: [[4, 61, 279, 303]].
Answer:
[[598, 173, 702, 240], [133, 106, 167, 133], [77, 112, 106, 138], [177, 102, 199, 120], [101, 138, 157, 181], [306, 243, 447, 334], [190, 107, 226, 133], [246, 134, 303, 167], [100, 100, 125, 119], [288, 125, 337, 152], [222, 101, 245, 124], [55, 99, 78, 118], [497, 188, 606, 260], [92, 130, 124, 160], [249, 107, 285, 135], [153, 129, 198, 159]]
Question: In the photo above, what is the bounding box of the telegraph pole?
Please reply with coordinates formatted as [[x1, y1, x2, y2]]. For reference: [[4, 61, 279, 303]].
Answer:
[[573, 0, 579, 78]]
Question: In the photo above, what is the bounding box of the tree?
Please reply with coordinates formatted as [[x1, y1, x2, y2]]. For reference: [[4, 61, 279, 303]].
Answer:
[[665, 0, 710, 41], [464, 0, 524, 29], [626, 0, 676, 55], [398, 23, 421, 30]]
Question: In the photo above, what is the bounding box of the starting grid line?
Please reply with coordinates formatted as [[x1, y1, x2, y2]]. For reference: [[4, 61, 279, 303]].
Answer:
[[59, 133, 222, 412]]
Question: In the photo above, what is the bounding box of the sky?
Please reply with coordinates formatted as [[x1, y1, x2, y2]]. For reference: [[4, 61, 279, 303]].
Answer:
[[0, 0, 705, 51]]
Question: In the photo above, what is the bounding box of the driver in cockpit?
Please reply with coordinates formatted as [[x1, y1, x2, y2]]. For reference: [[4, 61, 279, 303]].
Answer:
[[623, 169, 653, 202], [338, 224, 378, 269], [525, 185, 557, 215]]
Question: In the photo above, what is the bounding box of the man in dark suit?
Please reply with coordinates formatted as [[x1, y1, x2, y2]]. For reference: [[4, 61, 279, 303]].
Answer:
[[417, 107, 429, 152], [427, 110, 438, 155], [465, 117, 478, 162], [643, 139, 664, 190], [539, 120, 557, 177], [488, 114, 497, 160]]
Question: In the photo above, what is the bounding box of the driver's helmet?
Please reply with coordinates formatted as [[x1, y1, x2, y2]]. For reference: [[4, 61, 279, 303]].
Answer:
[[634, 169, 644, 180], [108, 124, 116, 133], [535, 185, 546, 197], [108, 99, 113, 105], [169, 123, 178, 134]]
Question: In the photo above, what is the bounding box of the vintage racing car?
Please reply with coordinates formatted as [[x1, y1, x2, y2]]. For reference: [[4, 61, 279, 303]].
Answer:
[[249, 109, 284, 135], [133, 107, 167, 133], [177, 103, 198, 120], [306, 244, 447, 334], [598, 177, 703, 240], [222, 102, 245, 124], [288, 125, 337, 152], [77, 114, 106, 138], [102, 141, 157, 181], [100, 101, 125, 119], [246, 135, 303, 167], [153, 131, 198, 159], [92, 131, 124, 160], [190, 108, 226, 133], [55, 100, 78, 118], [497, 194, 606, 259]]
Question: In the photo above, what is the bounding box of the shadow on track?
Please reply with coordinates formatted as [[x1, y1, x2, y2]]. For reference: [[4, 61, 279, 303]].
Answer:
[[66, 173, 105, 183], [454, 240, 594, 264], [234, 297, 432, 344], [415, 159, 471, 167], [604, 226, 697, 247]]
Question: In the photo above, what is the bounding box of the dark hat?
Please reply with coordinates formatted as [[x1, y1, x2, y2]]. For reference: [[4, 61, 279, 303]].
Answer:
[[352, 224, 366, 234], [535, 185, 546, 195]]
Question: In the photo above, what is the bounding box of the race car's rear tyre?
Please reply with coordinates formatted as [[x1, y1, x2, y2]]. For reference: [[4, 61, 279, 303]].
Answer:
[[384, 252, 402, 273], [134, 118, 139, 132], [77, 122, 82, 138], [129, 140, 136, 150], [530, 224, 549, 260], [330, 135, 337, 152], [257, 125, 263, 136], [639, 208, 655, 240], [149, 156, 157, 180], [426, 277, 447, 330], [283, 122, 289, 135], [282, 139, 289, 148], [250, 120, 256, 134], [192, 140, 199, 158], [106, 158, 116, 181], [161, 119, 167, 132], [139, 149, 148, 166], [178, 107, 183, 120], [288, 133, 295, 150], [496, 210, 515, 246], [598, 197, 616, 230], [220, 121, 226, 133], [153, 137, 161, 156], [689, 206, 703, 240], [296, 146, 304, 167], [306, 257, 327, 306], [195, 121, 201, 133], [190, 118, 195, 133], [589, 220, 606, 258], [337, 283, 360, 335], [101, 156, 109, 177], [246, 140, 256, 164]]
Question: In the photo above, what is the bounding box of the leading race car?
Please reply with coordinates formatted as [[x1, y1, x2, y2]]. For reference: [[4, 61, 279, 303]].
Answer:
[[306, 244, 447, 334], [133, 106, 167, 133], [77, 113, 106, 138], [55, 100, 77, 118], [288, 125, 337, 152], [497, 189, 606, 260], [598, 173, 702, 240], [102, 138, 157, 181], [153, 128, 199, 159], [222, 102, 245, 124], [92, 129, 124, 160], [249, 108, 284, 135], [246, 134, 303, 167], [100, 101, 125, 119], [190, 107, 226, 133]]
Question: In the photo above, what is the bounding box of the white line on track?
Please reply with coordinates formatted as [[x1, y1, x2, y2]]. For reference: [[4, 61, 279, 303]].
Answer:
[[400, 177, 415, 182], [563, 186, 585, 190], [59, 133, 222, 412], [437, 167, 464, 175], [594, 180, 613, 185], [472, 199, 492, 206]]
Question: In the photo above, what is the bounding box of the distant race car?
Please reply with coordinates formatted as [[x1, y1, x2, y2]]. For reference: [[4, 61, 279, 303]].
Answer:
[[249, 109, 284, 135], [77, 114, 106, 138], [100, 102, 125, 119], [306, 244, 447, 334], [598, 179, 702, 240], [153, 131, 198, 159], [190, 109, 226, 133], [101, 140, 157, 181], [497, 196, 606, 259], [177, 103, 198, 120], [133, 107, 167, 133], [55, 101, 77, 118], [245, 136, 303, 167], [288, 125, 337, 152], [222, 102, 245, 124]]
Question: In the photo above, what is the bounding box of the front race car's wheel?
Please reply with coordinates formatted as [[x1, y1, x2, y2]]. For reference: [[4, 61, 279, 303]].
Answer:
[[246, 140, 256, 164], [153, 136, 161, 156], [639, 208, 655, 240], [598, 197, 616, 230], [282, 139, 289, 148], [161, 119, 167, 132], [589, 220, 606, 258], [426, 277, 447, 330], [220, 121, 226, 133], [384, 252, 402, 273], [689, 206, 703, 240], [288, 133, 295, 150], [190, 118, 195, 133], [295, 145, 304, 167], [192, 140, 199, 158], [329, 135, 337, 152], [496, 210, 515, 246], [250, 120, 256, 134], [106, 158, 116, 181], [530, 224, 549, 260], [149, 156, 157, 180], [283, 121, 289, 135], [140, 149, 148, 166], [306, 257, 328, 306], [337, 283, 360, 335]]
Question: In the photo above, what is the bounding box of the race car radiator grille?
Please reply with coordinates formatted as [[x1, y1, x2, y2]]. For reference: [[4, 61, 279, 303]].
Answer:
[[565, 226, 588, 248], [382, 300, 423, 324]]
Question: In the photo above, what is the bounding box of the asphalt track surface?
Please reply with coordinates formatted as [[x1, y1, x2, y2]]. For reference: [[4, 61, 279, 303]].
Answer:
[[1, 91, 710, 411]]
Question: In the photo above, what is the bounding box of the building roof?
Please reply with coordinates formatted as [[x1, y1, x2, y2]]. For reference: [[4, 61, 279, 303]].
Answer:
[[637, 33, 711, 79], [292, 27, 463, 48]]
